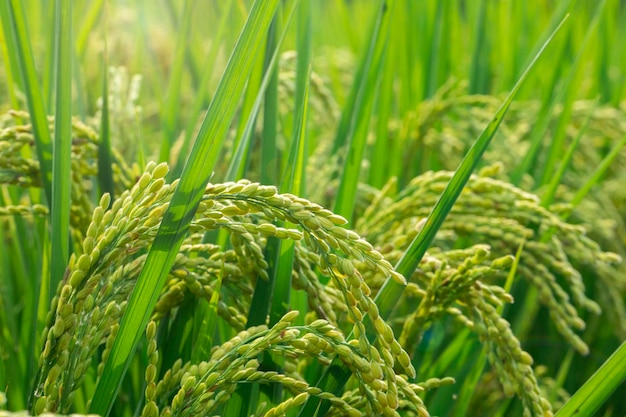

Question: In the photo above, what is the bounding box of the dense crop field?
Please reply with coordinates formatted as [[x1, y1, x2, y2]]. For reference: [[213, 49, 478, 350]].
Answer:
[[0, 1, 625, 416]]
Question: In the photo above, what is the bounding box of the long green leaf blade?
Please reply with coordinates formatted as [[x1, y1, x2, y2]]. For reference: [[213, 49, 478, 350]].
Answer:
[[541, 103, 596, 208], [555, 340, 626, 417], [538, 0, 606, 186], [49, 0, 73, 298], [191, 265, 222, 363], [569, 129, 626, 210], [171, 0, 235, 178], [0, 8, 20, 109], [330, 0, 386, 156], [75, 0, 104, 57], [0, 0, 53, 204], [333, 0, 392, 221], [97, 5, 114, 202], [89, 2, 281, 415], [159, 0, 194, 163]]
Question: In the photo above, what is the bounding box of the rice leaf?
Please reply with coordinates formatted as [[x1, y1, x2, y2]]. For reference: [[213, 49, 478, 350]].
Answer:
[[330, 0, 387, 156], [0, 210, 30, 409], [538, 0, 607, 186], [159, 0, 194, 163], [0, 0, 53, 203], [333, 0, 391, 221], [0, 15, 20, 108], [42, 0, 55, 111], [228, 55, 265, 181], [368, 12, 395, 189], [260, 15, 280, 187], [510, 0, 589, 186], [541, 103, 596, 207], [570, 130, 626, 210], [468, 0, 489, 94], [424, 0, 444, 99], [75, 0, 104, 57], [97, 6, 114, 202], [171, 0, 235, 178], [555, 341, 626, 417], [49, 0, 72, 297], [191, 263, 223, 363]]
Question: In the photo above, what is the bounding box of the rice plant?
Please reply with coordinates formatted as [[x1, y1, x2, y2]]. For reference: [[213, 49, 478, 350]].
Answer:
[[0, 1, 625, 417]]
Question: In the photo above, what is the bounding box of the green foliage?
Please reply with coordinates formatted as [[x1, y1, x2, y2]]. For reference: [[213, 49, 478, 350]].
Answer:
[[1, 1, 625, 417]]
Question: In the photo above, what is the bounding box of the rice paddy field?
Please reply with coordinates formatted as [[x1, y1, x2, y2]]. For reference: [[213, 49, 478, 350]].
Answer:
[[1, 0, 626, 416]]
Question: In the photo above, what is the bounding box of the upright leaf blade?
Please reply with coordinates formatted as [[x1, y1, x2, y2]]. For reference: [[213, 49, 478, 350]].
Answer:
[[555, 340, 626, 417], [159, 0, 194, 163], [538, 0, 607, 186], [330, 0, 387, 156], [171, 0, 235, 178], [333, 0, 392, 221], [97, 3, 114, 201], [49, 0, 73, 298], [75, 0, 104, 57], [0, 0, 53, 203], [569, 130, 626, 210]]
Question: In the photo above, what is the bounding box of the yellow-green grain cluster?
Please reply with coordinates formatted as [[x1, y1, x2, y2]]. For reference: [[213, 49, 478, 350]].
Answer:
[[358, 166, 620, 356], [0, 111, 137, 234], [20, 157, 424, 415]]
